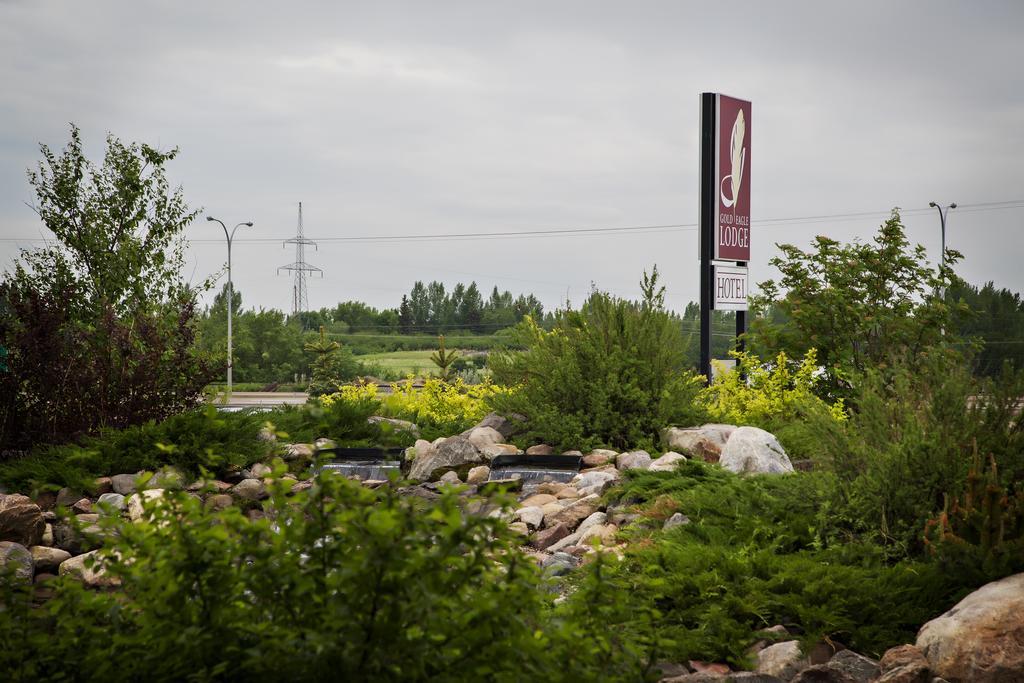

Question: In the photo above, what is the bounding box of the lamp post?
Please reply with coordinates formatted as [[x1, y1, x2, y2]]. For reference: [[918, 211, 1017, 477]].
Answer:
[[928, 201, 956, 300], [206, 216, 253, 393]]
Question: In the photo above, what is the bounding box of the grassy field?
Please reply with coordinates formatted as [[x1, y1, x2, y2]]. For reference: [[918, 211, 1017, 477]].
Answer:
[[359, 350, 436, 377]]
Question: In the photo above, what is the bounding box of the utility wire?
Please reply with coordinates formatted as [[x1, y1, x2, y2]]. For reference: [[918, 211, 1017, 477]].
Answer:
[[2, 200, 1022, 245]]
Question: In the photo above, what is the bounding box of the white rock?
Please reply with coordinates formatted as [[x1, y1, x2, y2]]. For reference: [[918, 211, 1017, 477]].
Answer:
[[515, 506, 545, 529], [59, 550, 121, 588], [719, 426, 794, 475], [649, 451, 687, 472], [757, 640, 810, 679], [467, 426, 503, 451], [250, 463, 272, 478], [571, 469, 619, 491], [127, 489, 166, 522]]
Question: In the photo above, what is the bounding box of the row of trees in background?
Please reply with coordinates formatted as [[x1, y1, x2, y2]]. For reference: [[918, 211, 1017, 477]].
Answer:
[[285, 281, 549, 335]]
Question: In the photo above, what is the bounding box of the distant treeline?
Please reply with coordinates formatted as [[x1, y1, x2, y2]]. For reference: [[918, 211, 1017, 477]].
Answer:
[[194, 279, 1024, 386], [288, 281, 551, 335]]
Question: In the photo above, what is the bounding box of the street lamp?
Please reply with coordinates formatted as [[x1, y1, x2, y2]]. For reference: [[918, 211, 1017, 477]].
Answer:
[[206, 216, 253, 393], [928, 201, 957, 273]]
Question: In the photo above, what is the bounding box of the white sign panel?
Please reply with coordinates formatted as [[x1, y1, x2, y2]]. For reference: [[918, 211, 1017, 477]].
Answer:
[[713, 264, 748, 311]]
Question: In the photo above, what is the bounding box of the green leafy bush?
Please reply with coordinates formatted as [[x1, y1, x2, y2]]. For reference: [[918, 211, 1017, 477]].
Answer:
[[0, 406, 273, 492], [488, 268, 707, 451], [0, 471, 658, 681], [809, 351, 1024, 556]]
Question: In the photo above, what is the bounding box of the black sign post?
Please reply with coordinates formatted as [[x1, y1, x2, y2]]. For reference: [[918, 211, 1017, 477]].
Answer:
[[699, 93, 716, 383], [700, 92, 751, 384]]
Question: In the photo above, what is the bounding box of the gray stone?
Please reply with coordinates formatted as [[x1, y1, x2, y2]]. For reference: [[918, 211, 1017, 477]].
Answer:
[[616, 450, 652, 471], [466, 426, 503, 451], [825, 650, 880, 683], [525, 444, 554, 456], [466, 465, 490, 485], [663, 512, 691, 531], [409, 436, 483, 481], [283, 443, 314, 461], [438, 471, 462, 485], [29, 546, 71, 574], [50, 521, 85, 555], [757, 640, 811, 680], [55, 487, 83, 509], [515, 506, 545, 529], [257, 426, 277, 443], [465, 412, 517, 439], [147, 466, 186, 490], [650, 451, 687, 472], [368, 415, 420, 436], [0, 541, 33, 583], [59, 550, 120, 588], [232, 479, 268, 501], [541, 551, 578, 576], [0, 493, 45, 546], [545, 494, 601, 530], [250, 463, 272, 478], [570, 469, 619, 493], [576, 511, 607, 536], [314, 437, 337, 450], [916, 572, 1024, 683], [205, 494, 234, 511], [97, 493, 126, 513], [720, 427, 794, 475], [110, 473, 138, 495]]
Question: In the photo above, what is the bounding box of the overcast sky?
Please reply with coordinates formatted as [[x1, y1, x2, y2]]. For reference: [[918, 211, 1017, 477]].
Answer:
[[1, 1, 1022, 316]]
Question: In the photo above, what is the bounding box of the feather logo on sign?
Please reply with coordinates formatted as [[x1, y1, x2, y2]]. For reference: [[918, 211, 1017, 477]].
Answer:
[[720, 109, 746, 210]]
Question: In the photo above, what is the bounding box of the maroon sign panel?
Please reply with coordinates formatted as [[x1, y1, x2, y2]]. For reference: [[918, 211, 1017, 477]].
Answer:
[[715, 95, 751, 261]]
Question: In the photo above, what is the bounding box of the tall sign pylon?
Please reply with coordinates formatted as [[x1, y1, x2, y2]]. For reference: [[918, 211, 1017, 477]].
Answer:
[[278, 202, 322, 315]]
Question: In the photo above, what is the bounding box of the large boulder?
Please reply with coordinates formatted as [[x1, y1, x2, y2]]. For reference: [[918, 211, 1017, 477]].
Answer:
[[408, 436, 483, 481], [0, 494, 45, 546], [719, 427, 794, 475], [790, 650, 879, 683], [916, 572, 1024, 682], [545, 494, 601, 530], [0, 541, 34, 583], [662, 424, 736, 462]]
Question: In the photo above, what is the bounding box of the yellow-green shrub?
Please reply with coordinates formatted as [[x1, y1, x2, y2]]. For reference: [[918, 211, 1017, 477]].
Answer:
[[382, 378, 509, 439], [701, 349, 846, 426], [320, 378, 509, 440]]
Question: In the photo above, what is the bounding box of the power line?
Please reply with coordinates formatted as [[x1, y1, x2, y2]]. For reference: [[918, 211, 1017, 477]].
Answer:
[[2, 199, 1022, 245]]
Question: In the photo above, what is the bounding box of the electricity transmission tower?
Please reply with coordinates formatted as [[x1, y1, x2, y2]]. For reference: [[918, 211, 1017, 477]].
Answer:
[[278, 202, 322, 315]]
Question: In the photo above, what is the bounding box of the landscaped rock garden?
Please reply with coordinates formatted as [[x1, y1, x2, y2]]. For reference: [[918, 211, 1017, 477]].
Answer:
[[2, 413, 1021, 682]]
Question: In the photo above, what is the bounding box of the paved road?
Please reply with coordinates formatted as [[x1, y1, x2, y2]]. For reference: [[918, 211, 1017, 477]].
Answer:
[[210, 392, 309, 411]]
